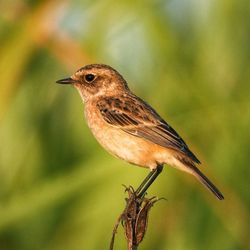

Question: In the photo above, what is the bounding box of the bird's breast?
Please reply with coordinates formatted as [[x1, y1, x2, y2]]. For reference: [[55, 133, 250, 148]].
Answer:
[[84, 101, 176, 170]]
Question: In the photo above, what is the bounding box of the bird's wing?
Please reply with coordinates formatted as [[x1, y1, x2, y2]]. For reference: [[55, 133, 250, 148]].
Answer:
[[97, 95, 200, 164]]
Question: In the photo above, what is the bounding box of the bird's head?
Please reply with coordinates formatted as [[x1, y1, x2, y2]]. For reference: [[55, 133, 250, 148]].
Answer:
[[56, 64, 129, 101]]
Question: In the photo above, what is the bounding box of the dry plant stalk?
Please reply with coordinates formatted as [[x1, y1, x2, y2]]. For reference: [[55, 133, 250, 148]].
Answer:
[[110, 186, 161, 250]]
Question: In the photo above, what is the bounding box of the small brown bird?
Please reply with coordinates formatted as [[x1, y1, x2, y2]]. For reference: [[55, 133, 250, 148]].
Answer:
[[56, 64, 224, 200]]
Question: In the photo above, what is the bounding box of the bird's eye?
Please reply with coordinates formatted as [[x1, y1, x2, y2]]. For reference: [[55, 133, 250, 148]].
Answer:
[[84, 74, 95, 83]]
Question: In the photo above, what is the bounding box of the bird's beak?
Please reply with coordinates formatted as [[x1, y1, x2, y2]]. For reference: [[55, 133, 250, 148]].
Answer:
[[56, 77, 77, 84]]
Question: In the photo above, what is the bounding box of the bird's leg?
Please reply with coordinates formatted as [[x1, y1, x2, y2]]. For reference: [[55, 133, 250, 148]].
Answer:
[[136, 164, 163, 199], [135, 171, 155, 194]]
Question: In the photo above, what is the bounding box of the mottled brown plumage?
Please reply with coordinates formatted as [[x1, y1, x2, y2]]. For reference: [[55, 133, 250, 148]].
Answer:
[[97, 95, 200, 163], [56, 64, 224, 200]]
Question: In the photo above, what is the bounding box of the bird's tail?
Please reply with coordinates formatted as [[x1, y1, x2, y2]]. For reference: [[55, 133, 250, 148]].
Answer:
[[190, 165, 224, 200], [175, 155, 224, 200]]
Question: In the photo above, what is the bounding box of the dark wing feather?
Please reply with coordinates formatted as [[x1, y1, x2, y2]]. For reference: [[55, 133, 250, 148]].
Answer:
[[97, 95, 200, 164]]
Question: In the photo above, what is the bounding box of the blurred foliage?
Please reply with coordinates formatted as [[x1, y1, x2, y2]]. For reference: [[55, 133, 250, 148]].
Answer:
[[0, 0, 249, 249]]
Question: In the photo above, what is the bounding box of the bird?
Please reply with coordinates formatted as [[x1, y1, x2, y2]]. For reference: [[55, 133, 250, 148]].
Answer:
[[56, 64, 224, 200]]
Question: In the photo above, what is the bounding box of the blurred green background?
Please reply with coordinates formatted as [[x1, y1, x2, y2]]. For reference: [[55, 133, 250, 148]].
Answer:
[[0, 0, 249, 249]]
